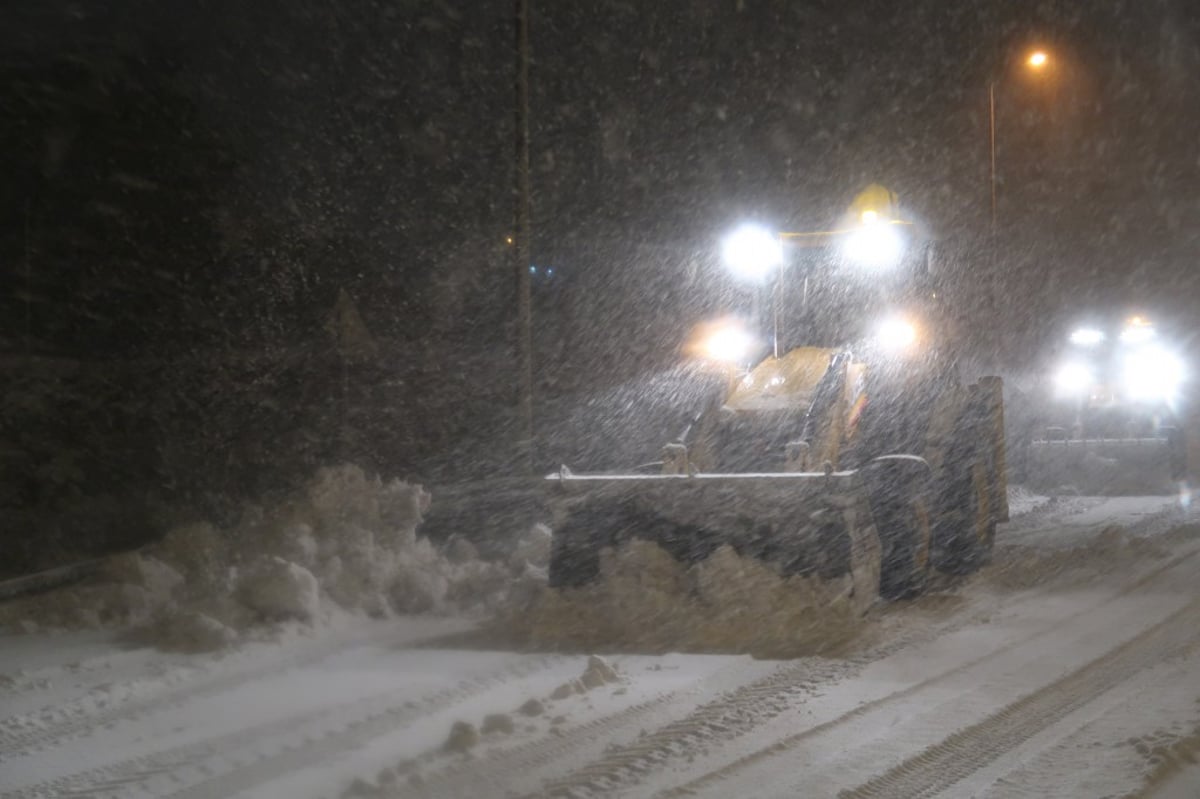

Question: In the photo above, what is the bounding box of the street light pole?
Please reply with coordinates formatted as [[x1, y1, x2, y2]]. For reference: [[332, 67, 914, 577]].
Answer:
[[513, 0, 534, 475], [989, 49, 1050, 233], [989, 80, 997, 233], [773, 234, 784, 358]]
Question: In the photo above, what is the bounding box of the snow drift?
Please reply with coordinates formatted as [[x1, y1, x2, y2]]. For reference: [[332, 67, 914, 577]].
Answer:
[[507, 538, 872, 659], [0, 464, 530, 651]]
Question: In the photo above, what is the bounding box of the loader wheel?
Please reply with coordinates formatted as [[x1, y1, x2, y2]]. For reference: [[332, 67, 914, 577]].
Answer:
[[876, 494, 933, 601], [969, 461, 996, 553], [863, 456, 935, 601], [935, 458, 996, 575], [1165, 426, 1188, 482]]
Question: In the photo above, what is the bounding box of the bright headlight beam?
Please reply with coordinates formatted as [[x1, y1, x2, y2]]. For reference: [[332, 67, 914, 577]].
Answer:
[[1054, 362, 1094, 398], [1120, 316, 1156, 343], [844, 224, 903, 269], [1123, 346, 1184, 403], [722, 224, 782, 283], [876, 316, 917, 353], [1120, 325, 1156, 343], [1069, 328, 1105, 346], [699, 322, 756, 364]]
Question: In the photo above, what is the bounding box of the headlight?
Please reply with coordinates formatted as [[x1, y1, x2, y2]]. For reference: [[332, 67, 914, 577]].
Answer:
[[1069, 328, 1105, 346], [722, 224, 782, 283], [843, 224, 904, 269], [1122, 346, 1184, 403], [875, 316, 918, 354], [689, 319, 757, 364], [1054, 362, 1094, 398], [1120, 316, 1156, 343], [704, 327, 754, 363]]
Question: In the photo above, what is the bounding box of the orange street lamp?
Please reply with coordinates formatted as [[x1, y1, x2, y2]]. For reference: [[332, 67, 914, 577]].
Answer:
[[990, 48, 1054, 231]]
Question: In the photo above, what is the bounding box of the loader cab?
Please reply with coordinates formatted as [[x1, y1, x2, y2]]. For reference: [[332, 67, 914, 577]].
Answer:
[[686, 347, 866, 473]]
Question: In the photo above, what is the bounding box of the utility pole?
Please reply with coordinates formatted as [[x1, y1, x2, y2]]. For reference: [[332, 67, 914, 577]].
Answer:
[[989, 81, 997, 234], [24, 202, 32, 356], [513, 0, 534, 474]]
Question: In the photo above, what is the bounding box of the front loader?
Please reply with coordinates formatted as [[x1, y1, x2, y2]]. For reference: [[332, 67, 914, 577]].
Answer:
[[546, 342, 1008, 607], [542, 185, 1008, 618]]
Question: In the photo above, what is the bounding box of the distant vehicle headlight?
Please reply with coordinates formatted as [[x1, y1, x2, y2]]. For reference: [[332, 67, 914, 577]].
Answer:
[[1053, 362, 1094, 398], [875, 315, 918, 354], [1122, 346, 1184, 403], [843, 224, 904, 269], [1069, 327, 1105, 346], [690, 318, 757, 364], [1119, 316, 1156, 343]]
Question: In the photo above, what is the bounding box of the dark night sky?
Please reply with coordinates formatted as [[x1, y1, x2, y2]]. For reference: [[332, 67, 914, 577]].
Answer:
[[3, 0, 1200, 366], [3, 0, 1200, 548]]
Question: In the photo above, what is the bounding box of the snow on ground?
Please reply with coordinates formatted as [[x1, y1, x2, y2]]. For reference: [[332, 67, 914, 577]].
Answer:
[[2, 488, 1200, 798], [997, 491, 1185, 550], [1005, 484, 1052, 518], [0, 464, 537, 653]]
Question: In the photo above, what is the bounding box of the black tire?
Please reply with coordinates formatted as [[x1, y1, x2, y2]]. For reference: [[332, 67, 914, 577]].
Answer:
[[934, 456, 996, 575], [876, 493, 934, 600], [864, 456, 935, 601], [1165, 425, 1188, 482]]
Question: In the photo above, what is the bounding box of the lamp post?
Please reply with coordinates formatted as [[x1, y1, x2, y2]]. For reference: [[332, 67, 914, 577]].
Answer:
[[990, 49, 1051, 232], [512, 0, 533, 474]]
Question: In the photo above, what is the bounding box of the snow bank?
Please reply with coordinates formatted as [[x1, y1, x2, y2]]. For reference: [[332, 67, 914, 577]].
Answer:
[[1027, 446, 1180, 496], [506, 539, 869, 659], [984, 524, 1175, 590], [1006, 485, 1052, 518], [0, 464, 527, 651], [238, 556, 321, 622]]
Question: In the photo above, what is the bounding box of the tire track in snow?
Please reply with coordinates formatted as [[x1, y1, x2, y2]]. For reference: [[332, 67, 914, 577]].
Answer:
[[407, 658, 800, 799], [4, 653, 563, 799], [838, 600, 1200, 799], [0, 622, 462, 756], [524, 609, 1011, 799], [535, 543, 1200, 799]]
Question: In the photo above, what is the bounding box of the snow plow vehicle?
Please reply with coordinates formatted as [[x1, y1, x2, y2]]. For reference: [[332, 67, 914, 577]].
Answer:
[[545, 338, 1008, 606], [543, 186, 1009, 612], [1026, 315, 1189, 494]]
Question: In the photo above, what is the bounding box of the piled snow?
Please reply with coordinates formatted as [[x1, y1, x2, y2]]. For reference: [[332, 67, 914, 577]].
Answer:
[[0, 554, 184, 631], [984, 524, 1175, 590], [0, 464, 527, 651], [1027, 445, 1179, 496], [509, 523, 552, 572], [238, 556, 321, 622], [1006, 484, 1052, 518], [442, 720, 481, 753], [508, 539, 870, 658]]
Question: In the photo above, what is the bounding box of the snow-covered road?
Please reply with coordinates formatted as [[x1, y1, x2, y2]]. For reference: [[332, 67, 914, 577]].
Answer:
[[2, 494, 1199, 799]]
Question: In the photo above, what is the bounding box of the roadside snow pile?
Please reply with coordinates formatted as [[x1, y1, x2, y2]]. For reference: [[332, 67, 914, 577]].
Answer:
[[1006, 485, 1053, 518], [507, 539, 871, 658], [984, 523, 1178, 590], [1027, 448, 1178, 496], [0, 551, 188, 633], [0, 465, 536, 651]]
